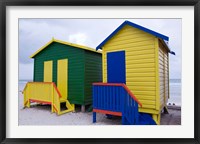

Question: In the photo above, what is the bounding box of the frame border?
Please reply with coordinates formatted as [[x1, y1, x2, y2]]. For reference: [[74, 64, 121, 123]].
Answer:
[[0, 0, 199, 144]]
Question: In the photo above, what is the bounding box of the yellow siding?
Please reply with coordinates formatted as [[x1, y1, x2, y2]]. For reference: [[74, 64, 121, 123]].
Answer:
[[159, 41, 169, 109], [102, 49, 106, 82], [155, 38, 160, 111], [103, 25, 157, 111]]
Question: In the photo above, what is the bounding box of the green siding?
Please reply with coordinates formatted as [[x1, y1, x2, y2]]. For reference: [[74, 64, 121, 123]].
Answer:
[[33, 42, 85, 105], [34, 58, 44, 81], [84, 51, 102, 105]]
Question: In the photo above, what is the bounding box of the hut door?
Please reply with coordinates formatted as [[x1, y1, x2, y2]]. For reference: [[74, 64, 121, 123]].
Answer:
[[57, 59, 68, 100], [107, 51, 126, 83], [43, 61, 53, 82]]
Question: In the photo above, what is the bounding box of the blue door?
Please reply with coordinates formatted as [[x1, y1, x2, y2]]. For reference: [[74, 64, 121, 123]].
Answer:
[[107, 51, 126, 84]]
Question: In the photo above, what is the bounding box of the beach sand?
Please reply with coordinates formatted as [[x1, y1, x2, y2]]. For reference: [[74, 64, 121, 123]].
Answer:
[[19, 90, 181, 125], [19, 90, 121, 125]]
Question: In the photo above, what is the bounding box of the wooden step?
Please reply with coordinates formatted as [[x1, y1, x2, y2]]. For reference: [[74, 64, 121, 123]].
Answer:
[[60, 98, 67, 103], [58, 108, 74, 115], [57, 98, 75, 115]]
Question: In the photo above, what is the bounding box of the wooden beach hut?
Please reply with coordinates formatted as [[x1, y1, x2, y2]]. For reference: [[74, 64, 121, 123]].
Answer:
[[93, 21, 174, 124], [23, 38, 102, 114]]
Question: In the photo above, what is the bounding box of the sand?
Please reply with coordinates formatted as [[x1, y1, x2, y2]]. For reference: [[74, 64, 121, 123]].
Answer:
[[19, 90, 122, 125], [19, 91, 181, 125], [160, 106, 181, 125]]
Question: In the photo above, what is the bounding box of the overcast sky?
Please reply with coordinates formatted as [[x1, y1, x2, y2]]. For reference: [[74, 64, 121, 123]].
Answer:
[[19, 19, 181, 80]]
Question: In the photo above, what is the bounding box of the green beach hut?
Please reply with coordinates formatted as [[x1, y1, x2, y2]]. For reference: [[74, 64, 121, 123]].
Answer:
[[30, 38, 102, 112]]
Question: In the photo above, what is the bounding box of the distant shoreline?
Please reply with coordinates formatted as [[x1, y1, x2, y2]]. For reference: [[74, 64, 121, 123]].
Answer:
[[19, 80, 181, 107], [167, 105, 181, 110]]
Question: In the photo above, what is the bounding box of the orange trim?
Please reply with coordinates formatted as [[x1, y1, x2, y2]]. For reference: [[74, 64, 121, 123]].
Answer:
[[92, 82, 142, 107], [30, 99, 52, 105], [52, 83, 62, 98], [93, 109, 122, 116], [27, 98, 59, 113], [53, 104, 58, 113], [123, 84, 142, 107]]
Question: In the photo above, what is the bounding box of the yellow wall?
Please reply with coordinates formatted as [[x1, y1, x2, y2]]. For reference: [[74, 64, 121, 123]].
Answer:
[[102, 25, 159, 114], [159, 41, 169, 109]]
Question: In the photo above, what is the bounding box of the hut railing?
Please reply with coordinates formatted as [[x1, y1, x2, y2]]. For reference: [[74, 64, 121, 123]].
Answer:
[[92, 83, 142, 125], [23, 82, 74, 115]]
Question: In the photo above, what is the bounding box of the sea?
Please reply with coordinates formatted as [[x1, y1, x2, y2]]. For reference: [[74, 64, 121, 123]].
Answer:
[[168, 79, 181, 106], [19, 79, 181, 106]]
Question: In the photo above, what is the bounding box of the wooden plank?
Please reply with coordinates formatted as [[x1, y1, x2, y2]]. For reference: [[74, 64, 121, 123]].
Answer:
[[57, 59, 68, 99], [105, 44, 155, 52], [128, 85, 156, 91], [107, 36, 154, 46], [126, 72, 155, 77], [105, 40, 154, 49], [126, 63, 155, 68], [155, 38, 160, 111], [140, 100, 156, 105], [126, 49, 155, 56], [126, 54, 155, 60], [125, 58, 155, 64], [43, 61, 53, 82], [126, 81, 156, 87], [137, 95, 156, 100], [126, 68, 155, 73], [127, 77, 156, 82], [133, 90, 156, 96]]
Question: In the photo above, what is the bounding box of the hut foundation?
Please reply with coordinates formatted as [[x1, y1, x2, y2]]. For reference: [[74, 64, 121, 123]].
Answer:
[[81, 105, 85, 112]]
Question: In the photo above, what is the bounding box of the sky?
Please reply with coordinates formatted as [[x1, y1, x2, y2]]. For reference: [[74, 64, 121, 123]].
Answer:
[[19, 19, 181, 80]]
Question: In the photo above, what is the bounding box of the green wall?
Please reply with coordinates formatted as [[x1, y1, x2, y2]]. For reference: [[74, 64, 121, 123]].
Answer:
[[84, 51, 102, 105], [33, 42, 102, 105], [33, 42, 84, 104]]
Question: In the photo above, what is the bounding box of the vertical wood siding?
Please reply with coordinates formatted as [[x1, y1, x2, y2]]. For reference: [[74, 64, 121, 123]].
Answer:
[[103, 25, 157, 111], [33, 42, 85, 105], [159, 41, 169, 109], [84, 51, 102, 105]]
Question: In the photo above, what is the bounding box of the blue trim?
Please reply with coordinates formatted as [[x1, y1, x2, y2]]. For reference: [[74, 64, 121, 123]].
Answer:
[[93, 112, 96, 123], [96, 20, 169, 50], [170, 51, 176, 55]]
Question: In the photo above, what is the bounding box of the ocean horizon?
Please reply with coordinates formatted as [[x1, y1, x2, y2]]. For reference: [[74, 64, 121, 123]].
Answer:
[[19, 79, 181, 106]]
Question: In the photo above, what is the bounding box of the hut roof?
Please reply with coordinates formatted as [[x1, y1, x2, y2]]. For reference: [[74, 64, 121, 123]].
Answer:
[[30, 38, 101, 58], [96, 20, 170, 52]]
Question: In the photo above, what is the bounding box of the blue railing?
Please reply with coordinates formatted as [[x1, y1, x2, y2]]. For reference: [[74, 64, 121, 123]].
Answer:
[[92, 83, 142, 125], [123, 92, 139, 125], [93, 84, 123, 113]]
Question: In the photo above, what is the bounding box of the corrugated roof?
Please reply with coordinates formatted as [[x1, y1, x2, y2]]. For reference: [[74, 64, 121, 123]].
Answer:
[[96, 20, 170, 50], [30, 38, 101, 58]]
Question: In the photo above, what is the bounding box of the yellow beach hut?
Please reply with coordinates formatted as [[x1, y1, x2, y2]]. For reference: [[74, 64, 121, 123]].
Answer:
[[93, 21, 174, 124]]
